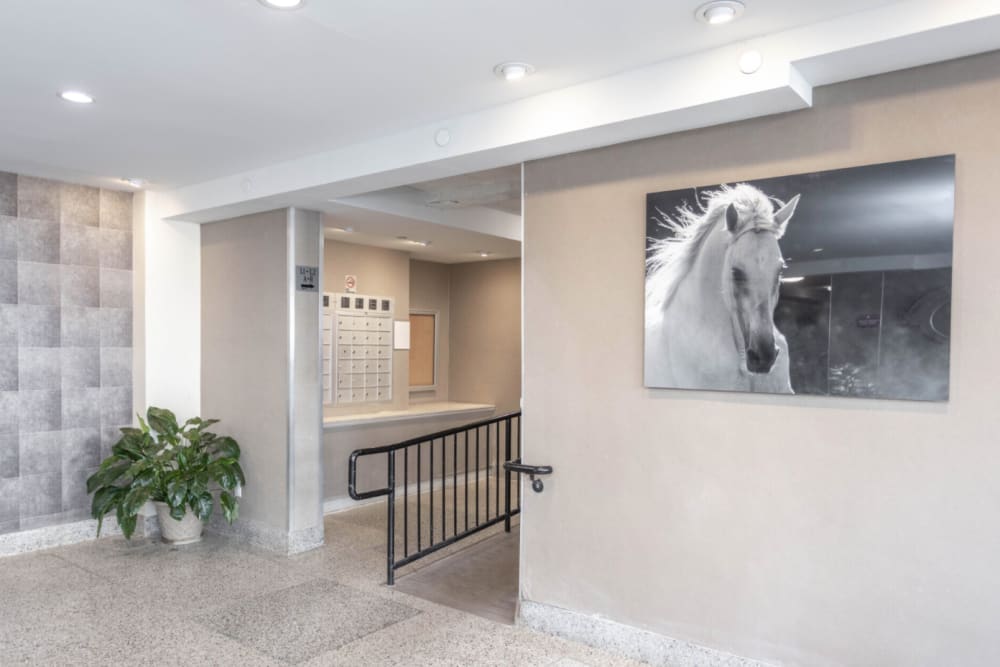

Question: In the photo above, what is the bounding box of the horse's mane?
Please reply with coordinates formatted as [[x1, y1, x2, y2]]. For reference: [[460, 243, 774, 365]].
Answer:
[[645, 183, 783, 325]]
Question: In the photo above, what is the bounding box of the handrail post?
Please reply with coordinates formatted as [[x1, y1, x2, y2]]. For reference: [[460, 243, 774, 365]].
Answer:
[[386, 451, 396, 586], [504, 417, 512, 533]]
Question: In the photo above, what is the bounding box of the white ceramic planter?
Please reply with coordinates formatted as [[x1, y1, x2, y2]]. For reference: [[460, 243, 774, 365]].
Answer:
[[154, 501, 204, 545]]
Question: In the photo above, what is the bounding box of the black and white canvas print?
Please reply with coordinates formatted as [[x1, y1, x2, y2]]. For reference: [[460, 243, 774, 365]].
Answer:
[[644, 155, 955, 401]]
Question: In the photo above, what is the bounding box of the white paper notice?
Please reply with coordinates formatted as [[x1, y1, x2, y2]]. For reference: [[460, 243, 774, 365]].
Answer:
[[393, 321, 411, 350]]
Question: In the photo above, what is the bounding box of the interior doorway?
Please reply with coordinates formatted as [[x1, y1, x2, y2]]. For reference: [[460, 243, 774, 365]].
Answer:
[[316, 164, 526, 623]]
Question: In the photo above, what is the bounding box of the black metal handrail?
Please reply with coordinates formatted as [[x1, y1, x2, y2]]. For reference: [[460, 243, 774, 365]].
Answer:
[[348, 411, 522, 585]]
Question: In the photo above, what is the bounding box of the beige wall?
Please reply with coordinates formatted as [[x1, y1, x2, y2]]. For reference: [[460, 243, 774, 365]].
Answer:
[[521, 53, 1000, 667], [323, 410, 495, 500], [320, 252, 522, 501], [450, 258, 522, 413], [202, 210, 290, 531], [409, 260, 451, 403], [323, 239, 410, 412]]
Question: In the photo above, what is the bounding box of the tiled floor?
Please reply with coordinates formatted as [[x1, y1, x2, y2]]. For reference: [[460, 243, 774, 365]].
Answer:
[[0, 503, 646, 666]]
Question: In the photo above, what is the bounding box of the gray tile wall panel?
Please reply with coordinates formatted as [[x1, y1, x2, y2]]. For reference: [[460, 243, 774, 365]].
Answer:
[[0, 174, 132, 537]]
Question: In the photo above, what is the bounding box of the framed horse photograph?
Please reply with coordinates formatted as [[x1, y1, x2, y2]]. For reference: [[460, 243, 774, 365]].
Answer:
[[643, 155, 955, 401]]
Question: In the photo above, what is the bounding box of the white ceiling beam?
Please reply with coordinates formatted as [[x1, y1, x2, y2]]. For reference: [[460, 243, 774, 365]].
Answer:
[[160, 40, 810, 222], [160, 0, 1000, 223]]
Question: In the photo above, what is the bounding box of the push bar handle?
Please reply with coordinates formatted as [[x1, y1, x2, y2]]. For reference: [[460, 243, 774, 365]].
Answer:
[[503, 462, 553, 476], [504, 461, 553, 493]]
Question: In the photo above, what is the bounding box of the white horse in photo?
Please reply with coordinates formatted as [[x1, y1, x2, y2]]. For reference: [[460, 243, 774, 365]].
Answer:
[[644, 184, 800, 394]]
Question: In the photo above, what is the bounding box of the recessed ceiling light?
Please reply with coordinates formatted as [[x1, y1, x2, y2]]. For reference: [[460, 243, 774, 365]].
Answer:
[[258, 0, 304, 9], [493, 62, 535, 81], [739, 50, 763, 74], [59, 90, 94, 104], [812, 248, 824, 253], [120, 178, 146, 188], [780, 276, 804, 283], [477, 251, 491, 258], [695, 1, 744, 25], [329, 226, 354, 233]]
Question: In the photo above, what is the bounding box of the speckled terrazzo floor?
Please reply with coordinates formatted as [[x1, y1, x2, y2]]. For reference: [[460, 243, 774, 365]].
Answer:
[[0, 503, 648, 666]]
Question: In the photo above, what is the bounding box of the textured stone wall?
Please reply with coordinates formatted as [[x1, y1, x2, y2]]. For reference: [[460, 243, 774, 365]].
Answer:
[[0, 173, 133, 535]]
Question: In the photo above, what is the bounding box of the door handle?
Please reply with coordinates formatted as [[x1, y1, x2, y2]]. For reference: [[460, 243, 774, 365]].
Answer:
[[504, 461, 553, 493]]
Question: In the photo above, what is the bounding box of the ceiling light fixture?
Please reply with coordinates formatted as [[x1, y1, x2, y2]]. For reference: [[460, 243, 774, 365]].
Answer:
[[493, 62, 535, 81], [695, 1, 744, 25], [780, 276, 804, 283], [397, 236, 430, 247], [120, 178, 146, 188], [739, 50, 763, 74], [426, 198, 462, 209], [258, 0, 304, 9], [477, 251, 491, 258], [59, 90, 94, 104], [329, 226, 354, 233]]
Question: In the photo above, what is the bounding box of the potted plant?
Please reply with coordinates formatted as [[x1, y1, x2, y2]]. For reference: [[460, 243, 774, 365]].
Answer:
[[87, 407, 246, 544]]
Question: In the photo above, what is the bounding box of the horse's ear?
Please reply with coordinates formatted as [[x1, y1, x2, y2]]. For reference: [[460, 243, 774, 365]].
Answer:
[[725, 204, 740, 234], [773, 194, 800, 237]]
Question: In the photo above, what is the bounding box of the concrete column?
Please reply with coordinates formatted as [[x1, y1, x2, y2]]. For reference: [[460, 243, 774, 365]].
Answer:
[[201, 207, 323, 554]]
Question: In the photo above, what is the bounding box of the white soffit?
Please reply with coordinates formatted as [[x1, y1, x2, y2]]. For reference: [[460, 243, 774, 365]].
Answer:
[[163, 0, 1000, 223]]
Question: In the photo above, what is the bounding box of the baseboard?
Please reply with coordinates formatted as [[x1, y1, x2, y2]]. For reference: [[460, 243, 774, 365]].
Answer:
[[0, 510, 321, 559], [324, 495, 382, 514], [518, 600, 776, 667], [0, 516, 123, 558], [206, 514, 324, 556]]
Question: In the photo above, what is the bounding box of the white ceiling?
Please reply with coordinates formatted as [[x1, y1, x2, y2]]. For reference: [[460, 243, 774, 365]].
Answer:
[[323, 205, 521, 264], [321, 164, 522, 263], [409, 166, 522, 216], [0, 0, 903, 190]]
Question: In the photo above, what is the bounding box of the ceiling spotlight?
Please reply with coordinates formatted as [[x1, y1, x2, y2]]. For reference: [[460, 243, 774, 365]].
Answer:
[[780, 276, 804, 284], [739, 50, 763, 74], [258, 0, 304, 8], [477, 251, 491, 258], [120, 178, 146, 188], [812, 248, 824, 253], [59, 90, 94, 104], [426, 198, 463, 209], [493, 62, 535, 81], [695, 1, 744, 25]]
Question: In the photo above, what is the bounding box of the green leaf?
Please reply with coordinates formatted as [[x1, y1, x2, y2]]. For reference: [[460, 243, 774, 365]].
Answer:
[[91, 486, 126, 537], [231, 461, 246, 487], [130, 467, 157, 489], [213, 437, 240, 460], [165, 478, 187, 508], [116, 502, 138, 540], [147, 406, 179, 438], [220, 491, 239, 524], [169, 503, 186, 521], [191, 492, 213, 522], [214, 467, 237, 491], [86, 459, 131, 493], [91, 485, 123, 518], [121, 486, 151, 517]]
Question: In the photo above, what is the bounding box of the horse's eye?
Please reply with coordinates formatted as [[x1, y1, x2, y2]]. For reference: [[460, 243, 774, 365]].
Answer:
[[732, 268, 747, 283]]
